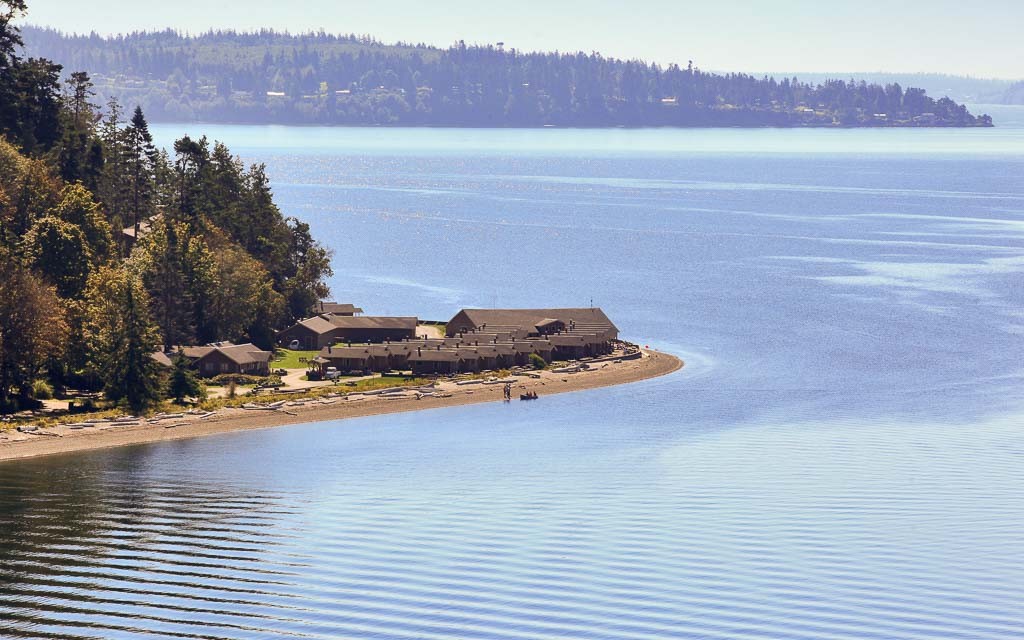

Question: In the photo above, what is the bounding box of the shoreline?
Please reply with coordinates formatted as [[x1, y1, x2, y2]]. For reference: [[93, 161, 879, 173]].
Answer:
[[0, 349, 682, 463]]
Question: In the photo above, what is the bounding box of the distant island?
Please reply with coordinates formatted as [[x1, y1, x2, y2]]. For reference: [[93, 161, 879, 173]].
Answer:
[[21, 27, 993, 128]]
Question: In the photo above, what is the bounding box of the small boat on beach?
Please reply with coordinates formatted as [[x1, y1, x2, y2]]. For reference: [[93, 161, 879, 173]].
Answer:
[[520, 391, 539, 401]]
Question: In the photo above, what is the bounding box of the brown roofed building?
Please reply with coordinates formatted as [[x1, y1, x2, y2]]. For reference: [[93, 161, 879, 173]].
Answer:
[[313, 345, 373, 373], [408, 346, 464, 375], [327, 316, 418, 344], [314, 301, 364, 316], [179, 342, 273, 377], [277, 315, 418, 350], [275, 315, 338, 350]]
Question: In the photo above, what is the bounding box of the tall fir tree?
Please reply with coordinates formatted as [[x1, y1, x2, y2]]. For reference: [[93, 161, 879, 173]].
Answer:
[[88, 266, 164, 413]]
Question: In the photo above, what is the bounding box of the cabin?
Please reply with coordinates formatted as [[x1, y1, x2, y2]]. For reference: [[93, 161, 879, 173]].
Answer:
[[179, 342, 273, 377], [313, 346, 372, 374], [314, 343, 415, 375], [408, 347, 464, 375]]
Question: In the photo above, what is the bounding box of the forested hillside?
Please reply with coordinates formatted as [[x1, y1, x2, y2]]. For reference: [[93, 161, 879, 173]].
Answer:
[[21, 27, 991, 128], [1, 1, 332, 413]]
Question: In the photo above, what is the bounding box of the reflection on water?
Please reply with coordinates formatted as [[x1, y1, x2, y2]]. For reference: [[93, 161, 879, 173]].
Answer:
[[2, 116, 1023, 638]]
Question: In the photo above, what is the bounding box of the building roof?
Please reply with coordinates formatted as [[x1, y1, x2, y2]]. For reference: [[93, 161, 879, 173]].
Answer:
[[150, 351, 173, 367], [280, 314, 419, 339], [294, 315, 337, 335], [318, 346, 371, 360], [449, 308, 618, 335], [328, 316, 419, 331], [181, 342, 271, 366], [122, 212, 163, 240], [408, 349, 463, 362], [315, 301, 364, 315]]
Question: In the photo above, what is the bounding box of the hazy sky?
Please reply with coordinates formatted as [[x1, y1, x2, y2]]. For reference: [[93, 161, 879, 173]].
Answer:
[[20, 0, 1024, 79]]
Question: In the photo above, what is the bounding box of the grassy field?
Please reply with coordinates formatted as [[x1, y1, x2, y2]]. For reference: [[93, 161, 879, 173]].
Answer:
[[272, 349, 319, 369]]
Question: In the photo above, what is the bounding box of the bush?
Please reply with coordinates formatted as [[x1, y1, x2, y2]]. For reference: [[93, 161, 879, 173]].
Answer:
[[209, 373, 265, 386], [32, 379, 54, 400], [260, 375, 283, 388], [528, 353, 547, 370]]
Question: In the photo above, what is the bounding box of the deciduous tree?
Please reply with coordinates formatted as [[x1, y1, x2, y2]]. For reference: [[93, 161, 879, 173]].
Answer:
[[0, 251, 66, 411]]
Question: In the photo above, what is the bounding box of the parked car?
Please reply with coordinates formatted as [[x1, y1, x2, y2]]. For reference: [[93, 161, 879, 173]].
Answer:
[[324, 367, 341, 380]]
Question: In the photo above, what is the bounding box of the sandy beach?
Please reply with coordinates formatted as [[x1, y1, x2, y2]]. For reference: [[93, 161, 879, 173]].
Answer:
[[0, 349, 681, 462]]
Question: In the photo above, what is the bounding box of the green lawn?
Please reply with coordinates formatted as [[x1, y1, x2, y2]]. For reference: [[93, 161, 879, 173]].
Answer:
[[272, 349, 319, 369]]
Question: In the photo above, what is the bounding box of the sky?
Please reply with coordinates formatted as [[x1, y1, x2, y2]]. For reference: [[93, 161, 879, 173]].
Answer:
[[19, 0, 1024, 79]]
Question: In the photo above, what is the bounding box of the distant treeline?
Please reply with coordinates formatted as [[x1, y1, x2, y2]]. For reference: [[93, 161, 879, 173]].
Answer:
[[751, 72, 1021, 106], [22, 27, 992, 128]]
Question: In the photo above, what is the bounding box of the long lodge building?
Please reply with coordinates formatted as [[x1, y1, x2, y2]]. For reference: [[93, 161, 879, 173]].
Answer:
[[309, 307, 620, 375]]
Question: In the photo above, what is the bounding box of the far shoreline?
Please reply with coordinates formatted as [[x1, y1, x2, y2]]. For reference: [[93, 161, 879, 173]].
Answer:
[[0, 349, 682, 463]]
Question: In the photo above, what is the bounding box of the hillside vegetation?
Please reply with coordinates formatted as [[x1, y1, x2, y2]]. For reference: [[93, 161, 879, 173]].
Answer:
[[1, 2, 332, 413]]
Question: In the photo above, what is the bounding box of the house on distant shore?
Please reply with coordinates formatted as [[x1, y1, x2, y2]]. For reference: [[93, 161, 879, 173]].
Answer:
[[277, 314, 418, 350], [177, 342, 273, 377]]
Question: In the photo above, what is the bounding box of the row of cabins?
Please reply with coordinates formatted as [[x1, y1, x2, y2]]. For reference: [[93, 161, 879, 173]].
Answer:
[[308, 308, 619, 376]]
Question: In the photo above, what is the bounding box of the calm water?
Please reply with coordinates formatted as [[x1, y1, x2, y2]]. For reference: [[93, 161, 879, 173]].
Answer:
[[2, 107, 1024, 639]]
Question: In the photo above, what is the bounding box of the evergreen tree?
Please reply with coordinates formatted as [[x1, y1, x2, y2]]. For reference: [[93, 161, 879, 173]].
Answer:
[[87, 266, 164, 413], [123, 105, 157, 239], [167, 352, 203, 403]]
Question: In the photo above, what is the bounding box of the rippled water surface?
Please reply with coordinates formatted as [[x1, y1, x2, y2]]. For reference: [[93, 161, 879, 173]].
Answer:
[[2, 108, 1023, 638]]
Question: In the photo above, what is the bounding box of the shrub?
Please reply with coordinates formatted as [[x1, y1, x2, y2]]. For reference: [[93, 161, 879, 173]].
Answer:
[[32, 379, 54, 400], [528, 353, 547, 370], [209, 373, 264, 386], [260, 375, 283, 388], [168, 354, 205, 402]]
